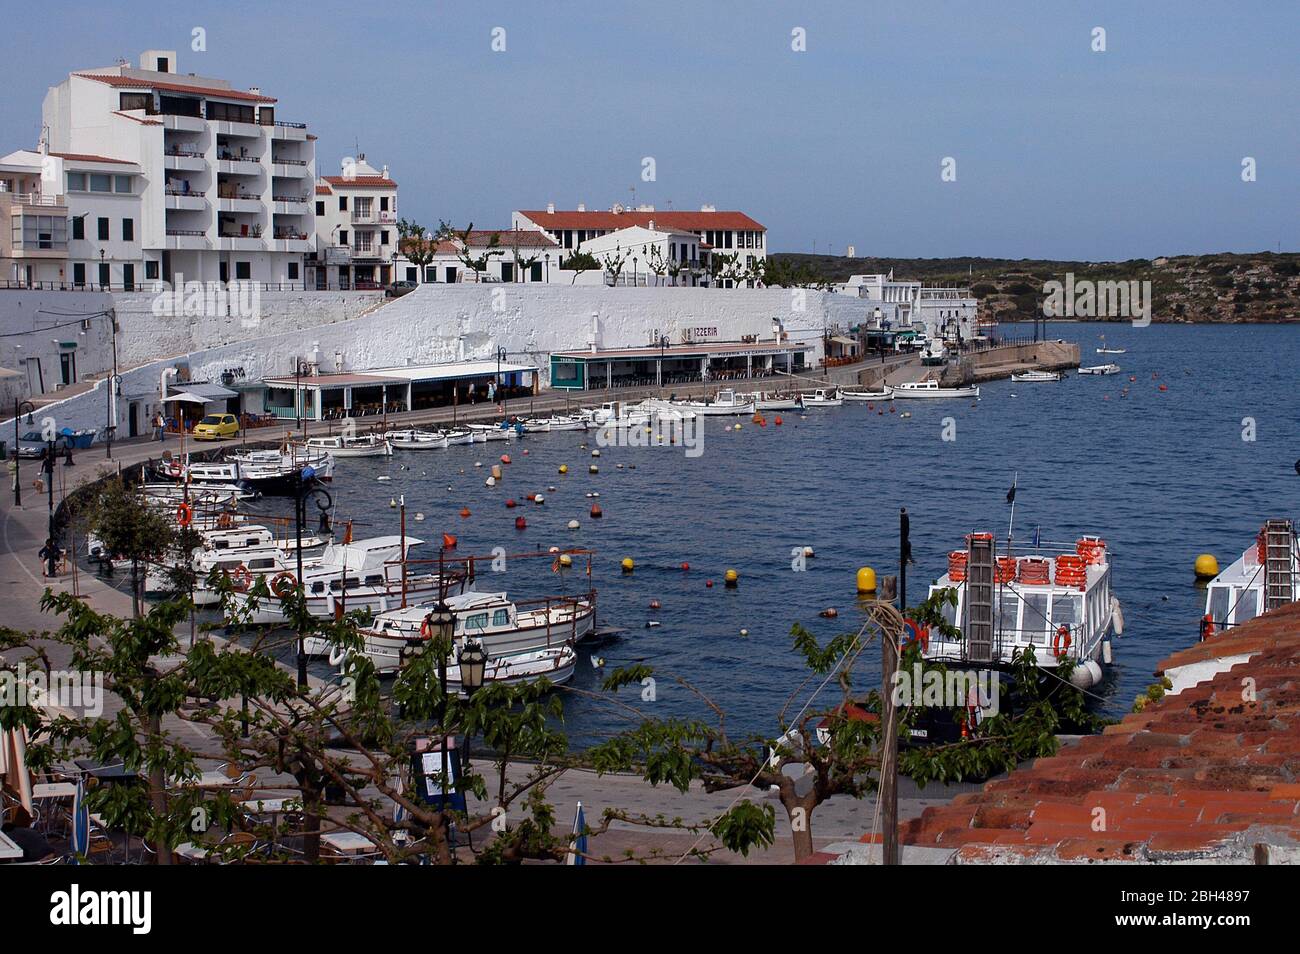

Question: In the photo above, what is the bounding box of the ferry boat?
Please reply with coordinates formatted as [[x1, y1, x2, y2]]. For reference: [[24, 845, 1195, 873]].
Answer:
[[1077, 363, 1120, 375], [1201, 519, 1299, 638], [841, 387, 893, 402], [299, 434, 392, 458], [668, 388, 756, 416], [318, 590, 596, 672], [1010, 370, 1062, 383], [891, 380, 980, 400], [228, 535, 469, 625], [799, 388, 843, 408], [922, 531, 1120, 690]]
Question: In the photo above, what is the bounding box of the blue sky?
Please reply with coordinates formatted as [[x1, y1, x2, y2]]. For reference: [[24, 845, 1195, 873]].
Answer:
[[4, 1, 1296, 260]]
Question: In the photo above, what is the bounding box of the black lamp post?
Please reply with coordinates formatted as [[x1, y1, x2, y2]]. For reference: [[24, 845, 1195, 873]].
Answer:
[[457, 639, 486, 696], [12, 400, 35, 507], [421, 600, 457, 816], [294, 358, 303, 431], [293, 465, 331, 687], [495, 346, 507, 420]]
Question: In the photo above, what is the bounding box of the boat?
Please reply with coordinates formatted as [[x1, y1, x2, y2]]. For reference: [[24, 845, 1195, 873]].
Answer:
[[1077, 364, 1121, 376], [144, 523, 332, 600], [891, 380, 979, 400], [467, 422, 513, 442], [1096, 347, 1127, 355], [328, 590, 597, 673], [449, 645, 577, 693], [580, 401, 653, 428], [227, 535, 470, 625], [522, 415, 589, 432], [738, 391, 803, 411], [387, 429, 447, 450], [1009, 370, 1062, 383], [798, 388, 843, 408], [840, 387, 893, 402], [189, 449, 335, 495], [668, 388, 756, 416], [919, 341, 948, 367], [922, 531, 1120, 691], [299, 434, 392, 458], [1201, 519, 1298, 638], [137, 481, 258, 503]]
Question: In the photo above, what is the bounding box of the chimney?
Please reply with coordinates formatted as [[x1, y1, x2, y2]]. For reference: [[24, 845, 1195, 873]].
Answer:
[[577, 202, 586, 212], [648, 219, 655, 231], [249, 86, 261, 97], [547, 202, 555, 214], [381, 164, 389, 178], [700, 204, 716, 213]]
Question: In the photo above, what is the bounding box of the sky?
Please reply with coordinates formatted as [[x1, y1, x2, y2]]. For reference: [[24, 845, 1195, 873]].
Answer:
[[3, 1, 1296, 261]]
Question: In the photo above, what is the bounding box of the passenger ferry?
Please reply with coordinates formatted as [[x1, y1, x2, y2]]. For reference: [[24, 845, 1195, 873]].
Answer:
[[923, 531, 1121, 689], [1201, 519, 1298, 638]]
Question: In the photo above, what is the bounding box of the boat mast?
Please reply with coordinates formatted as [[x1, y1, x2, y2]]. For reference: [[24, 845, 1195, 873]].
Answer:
[[1005, 471, 1018, 554], [400, 495, 408, 608]]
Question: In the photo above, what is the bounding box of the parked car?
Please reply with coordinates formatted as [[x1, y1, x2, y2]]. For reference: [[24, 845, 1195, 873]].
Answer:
[[192, 413, 240, 441], [385, 280, 417, 298], [13, 430, 69, 459]]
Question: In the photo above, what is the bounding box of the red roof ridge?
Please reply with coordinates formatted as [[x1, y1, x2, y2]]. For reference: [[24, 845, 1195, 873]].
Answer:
[[518, 208, 766, 232], [46, 151, 135, 166], [73, 72, 276, 103], [112, 110, 162, 125], [321, 175, 396, 188]]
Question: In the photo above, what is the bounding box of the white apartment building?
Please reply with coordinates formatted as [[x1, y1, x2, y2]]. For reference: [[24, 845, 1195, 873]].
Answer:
[[840, 273, 981, 341], [311, 155, 398, 289], [574, 225, 703, 286], [511, 204, 767, 287], [398, 228, 560, 285], [33, 49, 315, 288]]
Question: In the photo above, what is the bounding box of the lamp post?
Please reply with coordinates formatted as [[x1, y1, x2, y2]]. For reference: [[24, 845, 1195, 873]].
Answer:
[[456, 638, 486, 788], [293, 465, 331, 687], [99, 248, 106, 290], [495, 346, 507, 421], [11, 400, 35, 507], [421, 599, 457, 820], [294, 358, 302, 431], [657, 334, 668, 391], [104, 307, 119, 460]]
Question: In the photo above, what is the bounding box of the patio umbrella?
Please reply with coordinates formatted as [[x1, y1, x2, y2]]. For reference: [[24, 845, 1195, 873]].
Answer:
[[0, 725, 34, 816], [564, 801, 587, 866], [71, 776, 90, 861]]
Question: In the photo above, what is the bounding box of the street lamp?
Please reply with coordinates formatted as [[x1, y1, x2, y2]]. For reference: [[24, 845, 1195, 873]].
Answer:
[[457, 640, 487, 696], [99, 248, 106, 290], [495, 346, 507, 421], [11, 400, 34, 507], [421, 599, 457, 818], [293, 464, 331, 687]]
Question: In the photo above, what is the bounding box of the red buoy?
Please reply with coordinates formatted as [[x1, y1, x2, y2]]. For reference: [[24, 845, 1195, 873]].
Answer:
[[680, 562, 690, 571], [774, 416, 782, 426], [505, 499, 517, 508], [705, 579, 714, 588], [515, 516, 527, 530], [459, 507, 471, 518], [590, 505, 603, 518]]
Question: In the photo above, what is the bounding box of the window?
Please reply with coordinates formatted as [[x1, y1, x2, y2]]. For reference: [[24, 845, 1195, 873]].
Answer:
[[380, 230, 389, 246], [89, 174, 112, 193], [122, 263, 135, 291], [206, 100, 253, 123], [996, 592, 1021, 643], [114, 175, 132, 194], [97, 217, 109, 240], [97, 263, 110, 287], [1022, 593, 1051, 645], [145, 260, 159, 280], [424, 267, 435, 282], [1051, 594, 1080, 634], [122, 218, 134, 241], [156, 56, 169, 72], [492, 609, 509, 627], [66, 172, 86, 192], [71, 217, 84, 241], [235, 261, 251, 280], [1235, 587, 1259, 625], [380, 197, 389, 211], [464, 613, 488, 631], [338, 197, 347, 212], [73, 263, 85, 286], [288, 262, 299, 280], [119, 92, 153, 113], [405, 267, 416, 281], [338, 230, 348, 246], [1207, 587, 1230, 625], [315, 201, 325, 216]]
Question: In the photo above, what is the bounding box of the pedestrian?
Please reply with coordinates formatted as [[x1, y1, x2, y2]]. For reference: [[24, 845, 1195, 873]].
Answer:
[[154, 412, 165, 441], [38, 538, 54, 578]]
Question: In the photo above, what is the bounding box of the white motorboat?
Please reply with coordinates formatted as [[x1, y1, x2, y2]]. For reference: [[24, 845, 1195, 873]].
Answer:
[[523, 415, 589, 432], [326, 590, 596, 672], [387, 429, 447, 450], [137, 481, 257, 503], [299, 434, 392, 458], [1201, 519, 1298, 639], [181, 451, 334, 494], [738, 391, 803, 411], [1009, 370, 1062, 383], [228, 535, 470, 625], [581, 401, 653, 428], [923, 530, 1120, 690], [1078, 364, 1121, 375], [339, 640, 579, 694], [799, 388, 843, 408], [668, 388, 756, 416], [145, 523, 331, 600], [891, 380, 980, 400], [467, 423, 513, 442], [840, 387, 893, 402], [1096, 348, 1126, 355]]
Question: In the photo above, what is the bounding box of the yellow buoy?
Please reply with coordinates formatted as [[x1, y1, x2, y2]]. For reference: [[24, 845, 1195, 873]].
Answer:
[[559, 554, 573, 568], [558, 464, 568, 474], [724, 568, 739, 586], [856, 566, 877, 593], [621, 557, 635, 573], [1194, 553, 1219, 580]]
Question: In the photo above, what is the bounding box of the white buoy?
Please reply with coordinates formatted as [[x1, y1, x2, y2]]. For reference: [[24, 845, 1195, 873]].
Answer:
[[486, 476, 497, 487], [415, 512, 425, 521], [568, 519, 580, 529]]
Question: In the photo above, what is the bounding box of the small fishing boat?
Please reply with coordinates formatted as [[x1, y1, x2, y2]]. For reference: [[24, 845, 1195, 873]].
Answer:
[[1078, 363, 1121, 375], [581, 401, 653, 428], [467, 422, 513, 442], [841, 387, 893, 402], [668, 388, 756, 416], [331, 590, 597, 673], [522, 415, 588, 432], [451, 644, 577, 693], [441, 428, 473, 446], [799, 388, 843, 408], [738, 391, 803, 411], [1201, 519, 1298, 639], [891, 380, 979, 400], [1096, 347, 1126, 355], [299, 434, 392, 458], [387, 429, 447, 450], [1009, 370, 1062, 383]]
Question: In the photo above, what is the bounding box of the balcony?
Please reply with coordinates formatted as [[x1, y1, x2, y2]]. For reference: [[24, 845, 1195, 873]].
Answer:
[[164, 150, 207, 172], [271, 121, 308, 141], [2, 192, 67, 211], [163, 114, 207, 133], [165, 229, 210, 250], [218, 232, 265, 251], [217, 157, 262, 176], [164, 189, 207, 211], [217, 195, 264, 214], [272, 228, 312, 253], [210, 119, 263, 139], [270, 158, 310, 179]]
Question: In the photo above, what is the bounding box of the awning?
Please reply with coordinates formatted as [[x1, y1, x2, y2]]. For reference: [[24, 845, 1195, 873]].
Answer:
[[163, 383, 237, 403]]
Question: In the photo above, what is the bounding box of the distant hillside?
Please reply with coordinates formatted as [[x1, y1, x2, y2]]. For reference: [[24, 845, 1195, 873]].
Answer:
[[768, 251, 1300, 323]]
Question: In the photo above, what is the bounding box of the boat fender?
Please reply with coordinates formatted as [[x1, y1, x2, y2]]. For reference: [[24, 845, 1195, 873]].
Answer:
[[1110, 596, 1124, 636], [328, 644, 349, 668], [1069, 660, 1104, 690], [1101, 639, 1113, 665]]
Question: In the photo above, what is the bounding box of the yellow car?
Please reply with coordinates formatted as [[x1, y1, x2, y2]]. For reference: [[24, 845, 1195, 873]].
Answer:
[[193, 413, 240, 441]]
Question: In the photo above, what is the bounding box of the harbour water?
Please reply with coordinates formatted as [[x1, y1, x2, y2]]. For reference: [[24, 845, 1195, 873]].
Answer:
[[231, 322, 1299, 748]]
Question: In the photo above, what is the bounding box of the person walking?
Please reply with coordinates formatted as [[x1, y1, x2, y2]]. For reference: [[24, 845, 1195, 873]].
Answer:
[[154, 412, 166, 442]]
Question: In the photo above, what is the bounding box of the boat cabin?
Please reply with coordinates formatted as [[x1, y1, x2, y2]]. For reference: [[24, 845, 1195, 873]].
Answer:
[[1203, 520, 1298, 634]]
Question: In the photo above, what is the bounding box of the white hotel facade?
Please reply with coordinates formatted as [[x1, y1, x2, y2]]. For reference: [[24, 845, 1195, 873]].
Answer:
[[3, 49, 315, 290]]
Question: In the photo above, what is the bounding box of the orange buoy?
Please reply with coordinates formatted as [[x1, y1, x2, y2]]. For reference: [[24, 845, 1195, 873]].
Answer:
[[515, 516, 527, 530], [774, 416, 782, 426], [1158, 384, 1168, 392], [442, 533, 458, 549], [680, 562, 690, 571], [649, 599, 661, 610], [459, 507, 471, 518], [500, 454, 511, 464], [506, 499, 517, 508], [590, 504, 603, 518], [525, 493, 536, 501]]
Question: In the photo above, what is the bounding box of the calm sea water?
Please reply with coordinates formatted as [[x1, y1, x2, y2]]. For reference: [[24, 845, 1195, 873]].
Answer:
[[237, 323, 1300, 747]]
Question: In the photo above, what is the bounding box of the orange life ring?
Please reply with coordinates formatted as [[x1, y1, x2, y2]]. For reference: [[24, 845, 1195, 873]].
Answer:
[[270, 571, 297, 598], [231, 564, 253, 593], [176, 502, 193, 527], [1053, 625, 1072, 657], [1201, 613, 1215, 640]]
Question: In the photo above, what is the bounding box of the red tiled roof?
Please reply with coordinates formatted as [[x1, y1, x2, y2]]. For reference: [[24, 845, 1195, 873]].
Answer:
[[519, 209, 765, 232], [74, 72, 276, 103], [315, 184, 332, 195], [465, 229, 556, 248], [874, 601, 1300, 863], [112, 110, 162, 125], [47, 151, 135, 166], [321, 176, 396, 188]]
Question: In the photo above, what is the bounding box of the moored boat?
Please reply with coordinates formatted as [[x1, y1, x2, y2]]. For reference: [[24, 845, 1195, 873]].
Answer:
[[299, 434, 392, 458], [841, 387, 893, 402], [668, 388, 756, 416], [798, 388, 843, 408], [1009, 370, 1062, 383], [1078, 363, 1120, 375], [1200, 519, 1298, 639], [891, 380, 979, 400]]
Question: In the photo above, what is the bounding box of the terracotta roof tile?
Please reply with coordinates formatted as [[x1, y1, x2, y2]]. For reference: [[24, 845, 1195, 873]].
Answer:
[[321, 175, 396, 188], [74, 72, 276, 103], [519, 209, 765, 232], [112, 111, 162, 125], [47, 151, 134, 166]]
